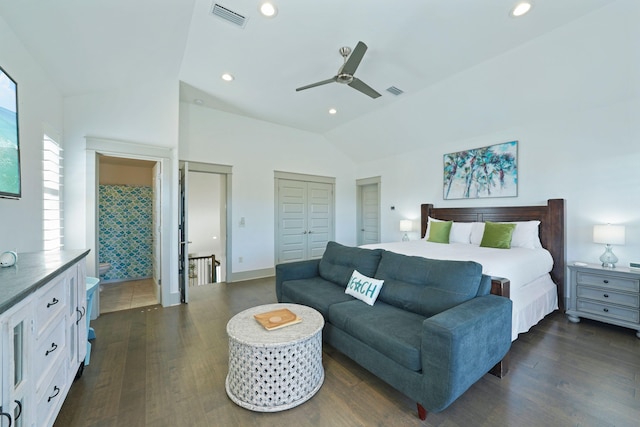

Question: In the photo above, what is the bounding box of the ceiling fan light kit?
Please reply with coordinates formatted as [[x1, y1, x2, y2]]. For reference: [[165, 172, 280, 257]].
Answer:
[[296, 41, 381, 99]]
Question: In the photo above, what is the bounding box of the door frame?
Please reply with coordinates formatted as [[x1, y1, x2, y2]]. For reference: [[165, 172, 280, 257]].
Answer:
[[356, 176, 381, 246], [179, 161, 233, 303], [86, 137, 178, 307]]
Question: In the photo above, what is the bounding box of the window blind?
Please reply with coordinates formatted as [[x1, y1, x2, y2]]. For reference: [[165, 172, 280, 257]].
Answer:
[[43, 135, 63, 251]]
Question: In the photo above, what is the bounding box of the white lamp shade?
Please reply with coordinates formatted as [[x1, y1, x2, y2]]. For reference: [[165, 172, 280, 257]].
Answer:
[[400, 220, 413, 232], [593, 224, 625, 245]]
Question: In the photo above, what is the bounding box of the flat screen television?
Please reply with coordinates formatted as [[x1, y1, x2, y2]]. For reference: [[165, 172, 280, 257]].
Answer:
[[0, 65, 21, 199]]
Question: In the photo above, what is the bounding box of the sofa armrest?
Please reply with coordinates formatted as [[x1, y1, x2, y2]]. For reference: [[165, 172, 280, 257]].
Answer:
[[420, 295, 512, 412], [275, 259, 321, 302]]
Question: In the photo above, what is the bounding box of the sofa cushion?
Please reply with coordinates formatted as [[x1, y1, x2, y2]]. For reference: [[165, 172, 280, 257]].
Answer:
[[375, 251, 483, 317], [328, 300, 425, 372], [280, 277, 354, 317], [318, 241, 383, 287]]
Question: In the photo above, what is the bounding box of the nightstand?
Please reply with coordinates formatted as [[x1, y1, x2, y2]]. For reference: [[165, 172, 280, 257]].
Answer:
[[567, 263, 640, 338]]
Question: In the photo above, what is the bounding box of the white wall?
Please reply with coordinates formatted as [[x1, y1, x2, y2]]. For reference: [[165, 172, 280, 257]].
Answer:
[[0, 17, 63, 252], [64, 78, 180, 251], [347, 1, 640, 268], [63, 78, 181, 303], [179, 103, 357, 275]]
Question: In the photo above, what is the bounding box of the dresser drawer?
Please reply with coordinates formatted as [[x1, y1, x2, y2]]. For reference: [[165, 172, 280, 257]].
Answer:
[[36, 360, 68, 427], [35, 315, 67, 392], [577, 299, 640, 323], [576, 272, 640, 293], [35, 273, 68, 336], [577, 285, 640, 308]]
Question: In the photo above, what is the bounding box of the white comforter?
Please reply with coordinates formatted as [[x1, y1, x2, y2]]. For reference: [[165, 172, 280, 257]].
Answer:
[[361, 240, 553, 291]]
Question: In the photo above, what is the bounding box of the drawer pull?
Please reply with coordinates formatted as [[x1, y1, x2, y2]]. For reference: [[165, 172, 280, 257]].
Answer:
[[0, 408, 11, 427], [603, 308, 609, 313], [603, 294, 609, 298], [45, 342, 58, 356], [76, 306, 86, 325], [14, 400, 22, 420], [47, 297, 59, 308], [47, 385, 60, 402]]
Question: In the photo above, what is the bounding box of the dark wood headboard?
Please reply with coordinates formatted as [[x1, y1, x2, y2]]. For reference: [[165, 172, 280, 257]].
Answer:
[[421, 199, 566, 310]]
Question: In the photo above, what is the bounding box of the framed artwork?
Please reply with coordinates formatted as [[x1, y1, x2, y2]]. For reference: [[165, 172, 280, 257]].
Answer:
[[0, 65, 21, 199], [443, 140, 517, 200]]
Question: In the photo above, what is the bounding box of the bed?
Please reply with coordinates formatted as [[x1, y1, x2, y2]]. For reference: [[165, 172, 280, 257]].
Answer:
[[363, 199, 565, 341]]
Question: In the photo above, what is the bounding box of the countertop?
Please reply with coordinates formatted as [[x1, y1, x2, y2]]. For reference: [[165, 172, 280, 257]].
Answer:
[[0, 249, 90, 315]]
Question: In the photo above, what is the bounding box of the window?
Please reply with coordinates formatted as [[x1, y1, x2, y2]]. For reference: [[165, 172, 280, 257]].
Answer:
[[43, 134, 63, 251]]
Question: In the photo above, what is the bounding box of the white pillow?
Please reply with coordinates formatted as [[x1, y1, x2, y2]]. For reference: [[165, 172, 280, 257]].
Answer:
[[470, 220, 542, 249], [470, 222, 485, 245], [510, 220, 542, 249], [449, 222, 473, 244], [345, 270, 384, 306]]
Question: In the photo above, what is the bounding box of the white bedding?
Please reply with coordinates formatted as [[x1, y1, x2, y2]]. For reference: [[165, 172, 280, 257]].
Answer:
[[362, 241, 553, 291], [361, 240, 557, 340]]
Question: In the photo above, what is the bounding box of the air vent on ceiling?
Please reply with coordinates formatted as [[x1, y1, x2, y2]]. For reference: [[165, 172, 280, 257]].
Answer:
[[211, 3, 248, 28], [386, 86, 404, 96]]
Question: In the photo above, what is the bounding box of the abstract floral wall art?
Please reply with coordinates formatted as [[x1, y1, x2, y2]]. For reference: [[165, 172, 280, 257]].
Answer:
[[443, 141, 518, 200]]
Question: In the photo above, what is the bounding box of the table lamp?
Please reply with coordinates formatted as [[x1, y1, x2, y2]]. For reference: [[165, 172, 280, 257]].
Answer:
[[400, 220, 412, 242], [593, 224, 625, 268]]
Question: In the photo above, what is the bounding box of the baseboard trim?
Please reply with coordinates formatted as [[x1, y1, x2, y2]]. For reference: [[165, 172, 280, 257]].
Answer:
[[229, 267, 275, 283]]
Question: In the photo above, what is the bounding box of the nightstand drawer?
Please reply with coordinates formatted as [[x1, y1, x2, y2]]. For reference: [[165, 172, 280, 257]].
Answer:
[[576, 272, 640, 293], [577, 286, 640, 308], [577, 299, 640, 323]]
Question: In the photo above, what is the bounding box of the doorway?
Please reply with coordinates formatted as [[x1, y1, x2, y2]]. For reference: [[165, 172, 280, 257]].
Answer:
[[179, 161, 232, 303], [97, 155, 160, 313]]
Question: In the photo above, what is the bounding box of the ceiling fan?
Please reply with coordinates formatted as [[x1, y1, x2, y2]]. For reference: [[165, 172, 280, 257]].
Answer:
[[296, 41, 381, 99]]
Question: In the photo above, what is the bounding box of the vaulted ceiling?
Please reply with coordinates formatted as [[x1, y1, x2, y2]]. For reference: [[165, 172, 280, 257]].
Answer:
[[0, 0, 617, 135]]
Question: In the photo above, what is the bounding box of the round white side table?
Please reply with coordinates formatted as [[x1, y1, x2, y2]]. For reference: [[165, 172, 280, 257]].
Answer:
[[225, 303, 324, 412]]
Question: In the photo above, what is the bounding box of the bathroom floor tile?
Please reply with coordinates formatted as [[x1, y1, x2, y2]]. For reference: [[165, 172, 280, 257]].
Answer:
[[101, 278, 158, 313]]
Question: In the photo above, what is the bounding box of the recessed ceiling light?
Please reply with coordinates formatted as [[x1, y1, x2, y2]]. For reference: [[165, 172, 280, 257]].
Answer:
[[221, 73, 234, 82], [510, 2, 532, 17], [259, 2, 277, 18], [328, 108, 337, 115]]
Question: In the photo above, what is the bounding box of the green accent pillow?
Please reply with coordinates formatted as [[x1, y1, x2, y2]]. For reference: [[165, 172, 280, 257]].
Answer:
[[427, 220, 452, 243], [480, 221, 516, 249]]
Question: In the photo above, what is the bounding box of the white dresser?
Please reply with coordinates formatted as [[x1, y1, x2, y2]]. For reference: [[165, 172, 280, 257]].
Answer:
[[0, 250, 89, 427], [566, 263, 640, 338]]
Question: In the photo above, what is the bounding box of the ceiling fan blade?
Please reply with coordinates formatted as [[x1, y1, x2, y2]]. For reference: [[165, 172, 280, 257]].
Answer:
[[348, 78, 381, 99], [341, 41, 367, 75], [296, 77, 337, 92]]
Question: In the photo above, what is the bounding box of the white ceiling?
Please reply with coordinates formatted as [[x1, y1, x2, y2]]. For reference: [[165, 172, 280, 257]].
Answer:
[[0, 0, 617, 134]]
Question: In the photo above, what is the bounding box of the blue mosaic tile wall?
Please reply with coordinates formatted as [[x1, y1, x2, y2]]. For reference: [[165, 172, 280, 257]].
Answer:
[[99, 185, 153, 282]]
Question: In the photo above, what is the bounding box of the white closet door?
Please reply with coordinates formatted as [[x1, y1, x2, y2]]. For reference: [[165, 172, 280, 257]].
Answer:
[[276, 178, 334, 264], [277, 179, 308, 263], [360, 183, 380, 245], [307, 181, 333, 259]]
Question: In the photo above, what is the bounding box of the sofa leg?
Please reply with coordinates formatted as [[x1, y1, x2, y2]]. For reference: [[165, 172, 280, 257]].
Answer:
[[417, 403, 427, 420], [489, 352, 510, 378]]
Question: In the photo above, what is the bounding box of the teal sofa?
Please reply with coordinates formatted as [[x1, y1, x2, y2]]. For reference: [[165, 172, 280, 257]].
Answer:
[[275, 241, 512, 419]]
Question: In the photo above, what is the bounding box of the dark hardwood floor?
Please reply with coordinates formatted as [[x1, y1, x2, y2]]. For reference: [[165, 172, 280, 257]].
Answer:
[[56, 277, 640, 426]]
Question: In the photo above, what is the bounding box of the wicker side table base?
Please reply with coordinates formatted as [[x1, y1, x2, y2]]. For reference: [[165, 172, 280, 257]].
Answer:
[[225, 303, 324, 412]]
